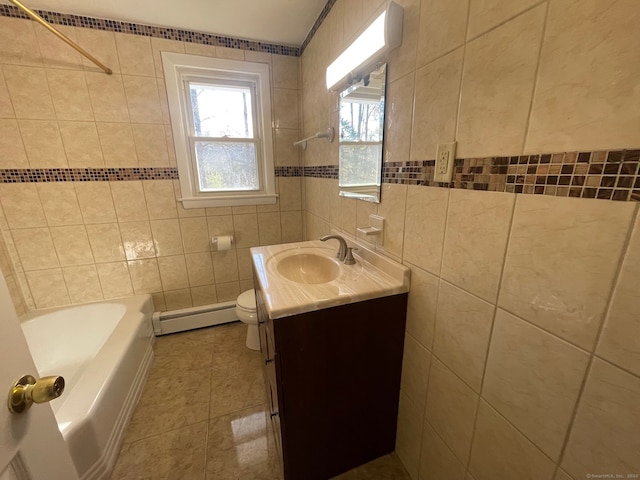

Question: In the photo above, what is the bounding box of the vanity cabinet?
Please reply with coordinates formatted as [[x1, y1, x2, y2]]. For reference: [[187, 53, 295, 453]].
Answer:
[[255, 286, 408, 480]]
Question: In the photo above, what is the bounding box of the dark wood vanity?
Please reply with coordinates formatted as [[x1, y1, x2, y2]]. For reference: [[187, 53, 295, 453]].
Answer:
[[255, 285, 408, 480]]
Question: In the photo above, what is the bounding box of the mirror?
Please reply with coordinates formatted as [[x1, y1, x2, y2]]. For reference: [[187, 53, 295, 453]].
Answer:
[[338, 64, 387, 203]]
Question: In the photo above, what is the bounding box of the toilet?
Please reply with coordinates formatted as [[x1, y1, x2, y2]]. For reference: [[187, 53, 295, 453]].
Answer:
[[236, 289, 259, 350]]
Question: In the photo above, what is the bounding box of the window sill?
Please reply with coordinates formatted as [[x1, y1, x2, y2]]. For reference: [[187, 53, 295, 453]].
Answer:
[[178, 193, 278, 209]]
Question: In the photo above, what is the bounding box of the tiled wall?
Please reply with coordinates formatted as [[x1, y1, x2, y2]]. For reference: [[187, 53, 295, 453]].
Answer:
[[300, 1, 640, 480], [0, 15, 303, 312]]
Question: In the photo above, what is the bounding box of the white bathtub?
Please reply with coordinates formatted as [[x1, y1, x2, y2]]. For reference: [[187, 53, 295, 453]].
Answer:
[[21, 295, 155, 480]]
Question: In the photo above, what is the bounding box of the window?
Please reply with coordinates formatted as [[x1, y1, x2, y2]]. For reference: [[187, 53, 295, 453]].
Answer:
[[162, 53, 276, 208]]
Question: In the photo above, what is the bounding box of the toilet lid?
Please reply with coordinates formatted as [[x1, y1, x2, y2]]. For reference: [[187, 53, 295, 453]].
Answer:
[[237, 289, 256, 311]]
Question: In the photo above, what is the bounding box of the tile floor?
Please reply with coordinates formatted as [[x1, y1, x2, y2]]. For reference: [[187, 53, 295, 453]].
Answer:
[[110, 322, 411, 480]]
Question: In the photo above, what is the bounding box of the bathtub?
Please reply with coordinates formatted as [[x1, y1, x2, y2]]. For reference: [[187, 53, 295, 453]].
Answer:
[[20, 295, 155, 480]]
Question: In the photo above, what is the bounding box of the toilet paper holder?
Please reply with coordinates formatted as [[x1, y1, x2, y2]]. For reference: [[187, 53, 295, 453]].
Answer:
[[212, 235, 234, 251]]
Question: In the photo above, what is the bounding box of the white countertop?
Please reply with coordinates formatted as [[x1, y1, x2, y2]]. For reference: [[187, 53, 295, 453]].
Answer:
[[251, 240, 411, 319]]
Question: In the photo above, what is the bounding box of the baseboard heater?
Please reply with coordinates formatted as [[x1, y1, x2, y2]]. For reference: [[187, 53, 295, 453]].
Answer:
[[151, 300, 238, 335]]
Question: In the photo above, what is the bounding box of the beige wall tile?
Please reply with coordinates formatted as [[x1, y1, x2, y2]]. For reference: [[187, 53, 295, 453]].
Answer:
[[46, 69, 93, 121], [115, 34, 155, 77], [180, 217, 210, 254], [50, 225, 94, 266], [376, 183, 407, 260], [457, 5, 546, 157], [244, 50, 271, 65], [19, 119, 68, 167], [0, 120, 28, 168], [232, 206, 256, 215], [62, 265, 103, 303], [37, 183, 83, 226], [274, 129, 300, 167], [143, 180, 177, 219], [526, 0, 640, 153], [12, 227, 59, 271], [272, 54, 298, 90], [150, 219, 183, 257], [75, 182, 117, 224], [96, 122, 138, 166], [257, 212, 282, 246], [0, 68, 13, 117], [85, 72, 130, 122], [442, 189, 514, 302], [329, 187, 356, 236], [387, 0, 420, 83], [417, 0, 468, 67], [205, 207, 232, 217], [34, 25, 82, 69], [404, 264, 439, 351], [96, 261, 133, 299], [410, 49, 463, 161], [562, 359, 640, 479], [120, 221, 156, 260], [499, 195, 635, 349], [304, 177, 331, 220], [76, 28, 121, 74], [215, 281, 240, 302], [183, 43, 217, 57], [403, 186, 449, 275], [425, 358, 479, 464], [235, 248, 253, 280], [191, 285, 217, 307], [597, 214, 640, 376], [128, 258, 162, 293], [3, 66, 55, 119], [150, 38, 185, 78], [383, 72, 414, 164], [281, 211, 303, 243], [207, 215, 234, 243], [157, 255, 189, 291], [150, 292, 166, 311], [305, 212, 330, 240], [164, 288, 192, 310], [211, 250, 239, 283], [86, 223, 125, 263], [0, 17, 41, 67], [273, 88, 299, 129], [400, 333, 431, 410], [467, 0, 543, 39], [26, 268, 70, 308], [216, 46, 244, 61], [395, 391, 423, 480], [555, 470, 574, 480], [483, 309, 590, 460], [0, 184, 46, 228], [58, 121, 104, 167], [232, 214, 260, 248], [419, 422, 467, 480], [185, 253, 214, 287], [469, 401, 555, 480], [123, 75, 163, 124], [239, 278, 254, 292], [278, 177, 302, 211], [433, 281, 494, 392], [110, 181, 149, 222], [131, 123, 169, 166]]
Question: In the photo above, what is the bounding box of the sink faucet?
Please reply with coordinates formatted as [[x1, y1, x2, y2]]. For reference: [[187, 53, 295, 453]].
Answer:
[[320, 235, 356, 265]]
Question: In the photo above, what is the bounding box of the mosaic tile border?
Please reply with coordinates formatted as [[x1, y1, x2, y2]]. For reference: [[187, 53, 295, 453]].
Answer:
[[0, 5, 299, 57], [302, 165, 340, 179], [300, 0, 337, 54], [0, 166, 302, 183]]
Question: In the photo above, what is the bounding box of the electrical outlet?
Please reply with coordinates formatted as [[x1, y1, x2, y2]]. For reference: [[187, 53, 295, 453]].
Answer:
[[434, 141, 456, 183]]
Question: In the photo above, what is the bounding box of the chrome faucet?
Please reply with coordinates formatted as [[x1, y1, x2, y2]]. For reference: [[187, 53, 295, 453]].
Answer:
[[320, 234, 356, 265]]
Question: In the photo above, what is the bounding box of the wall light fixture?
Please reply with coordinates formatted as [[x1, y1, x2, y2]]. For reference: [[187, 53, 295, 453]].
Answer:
[[326, 2, 403, 91]]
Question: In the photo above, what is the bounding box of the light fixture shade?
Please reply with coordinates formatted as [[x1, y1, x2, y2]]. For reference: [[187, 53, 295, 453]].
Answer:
[[326, 2, 403, 91]]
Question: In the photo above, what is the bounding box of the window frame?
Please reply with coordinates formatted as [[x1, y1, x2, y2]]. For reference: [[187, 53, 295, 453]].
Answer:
[[162, 52, 277, 208]]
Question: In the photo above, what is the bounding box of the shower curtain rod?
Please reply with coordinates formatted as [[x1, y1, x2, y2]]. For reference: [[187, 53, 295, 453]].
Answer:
[[8, 0, 112, 75]]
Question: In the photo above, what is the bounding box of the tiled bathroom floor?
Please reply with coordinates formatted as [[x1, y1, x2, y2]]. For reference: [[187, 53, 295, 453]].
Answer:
[[110, 322, 410, 480]]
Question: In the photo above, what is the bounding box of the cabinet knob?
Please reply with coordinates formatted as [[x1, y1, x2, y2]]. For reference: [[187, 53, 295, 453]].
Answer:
[[265, 358, 273, 365]]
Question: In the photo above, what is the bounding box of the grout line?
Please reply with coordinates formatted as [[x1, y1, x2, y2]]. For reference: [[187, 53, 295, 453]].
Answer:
[[452, 0, 472, 146], [463, 192, 517, 472], [521, 0, 551, 155], [554, 202, 640, 471], [464, 0, 548, 44]]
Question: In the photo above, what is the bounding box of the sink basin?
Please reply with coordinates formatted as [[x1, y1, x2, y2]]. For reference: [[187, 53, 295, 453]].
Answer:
[[276, 253, 341, 284]]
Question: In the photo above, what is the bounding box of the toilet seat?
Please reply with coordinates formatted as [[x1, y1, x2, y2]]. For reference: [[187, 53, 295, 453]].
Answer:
[[237, 289, 256, 312]]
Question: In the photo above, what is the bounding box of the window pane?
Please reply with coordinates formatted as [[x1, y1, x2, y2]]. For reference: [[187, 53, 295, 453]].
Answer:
[[339, 144, 382, 186], [189, 83, 254, 138], [195, 141, 259, 191], [339, 101, 382, 142]]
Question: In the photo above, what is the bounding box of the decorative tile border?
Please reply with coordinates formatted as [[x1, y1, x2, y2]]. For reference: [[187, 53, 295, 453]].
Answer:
[[0, 4, 299, 56], [302, 165, 340, 179], [275, 166, 303, 177], [300, 0, 337, 54], [0, 167, 179, 183]]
